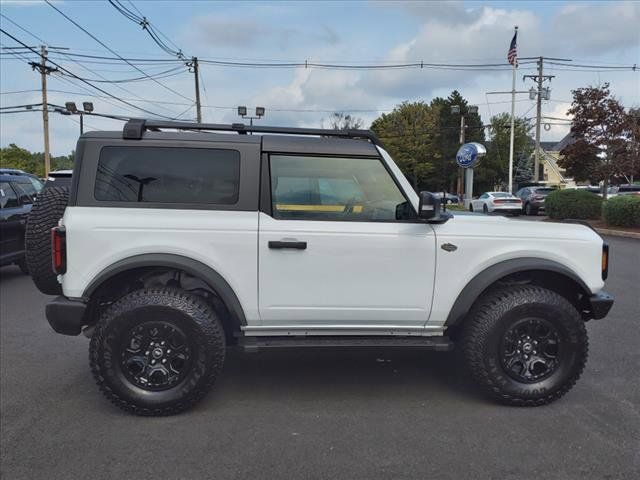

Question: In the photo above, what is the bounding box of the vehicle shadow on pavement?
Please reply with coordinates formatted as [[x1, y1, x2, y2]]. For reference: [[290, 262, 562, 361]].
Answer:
[[202, 347, 489, 410]]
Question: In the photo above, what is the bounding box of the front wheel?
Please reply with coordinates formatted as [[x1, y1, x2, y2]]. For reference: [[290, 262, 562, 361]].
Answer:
[[90, 288, 226, 416], [461, 285, 588, 406]]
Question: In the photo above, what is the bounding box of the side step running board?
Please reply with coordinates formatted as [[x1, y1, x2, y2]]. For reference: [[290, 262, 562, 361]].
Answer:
[[240, 336, 454, 353]]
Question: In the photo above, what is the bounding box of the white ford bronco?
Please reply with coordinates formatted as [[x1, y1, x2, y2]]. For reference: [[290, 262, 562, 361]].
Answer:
[[26, 119, 613, 415]]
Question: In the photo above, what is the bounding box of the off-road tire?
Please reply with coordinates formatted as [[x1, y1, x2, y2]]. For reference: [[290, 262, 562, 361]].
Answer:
[[25, 186, 69, 294], [461, 285, 588, 406], [90, 288, 226, 416]]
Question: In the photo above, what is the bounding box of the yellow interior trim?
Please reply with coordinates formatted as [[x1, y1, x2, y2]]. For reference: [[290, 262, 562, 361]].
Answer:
[[275, 204, 363, 213]]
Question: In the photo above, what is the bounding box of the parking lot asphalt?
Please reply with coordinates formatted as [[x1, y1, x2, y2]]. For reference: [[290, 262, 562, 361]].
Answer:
[[1, 236, 639, 480]]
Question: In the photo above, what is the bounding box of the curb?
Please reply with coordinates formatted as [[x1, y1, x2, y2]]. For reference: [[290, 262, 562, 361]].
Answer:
[[594, 228, 640, 240]]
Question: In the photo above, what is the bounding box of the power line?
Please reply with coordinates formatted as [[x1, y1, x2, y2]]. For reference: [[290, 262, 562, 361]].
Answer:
[[0, 28, 177, 119], [54, 65, 186, 83], [108, 0, 186, 59], [1, 87, 540, 113], [0, 13, 180, 117], [45, 1, 193, 102]]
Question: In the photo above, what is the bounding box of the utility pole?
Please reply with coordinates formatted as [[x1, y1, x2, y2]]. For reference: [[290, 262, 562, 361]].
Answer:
[[32, 46, 58, 177], [189, 57, 202, 123], [533, 57, 544, 182], [522, 56, 570, 182]]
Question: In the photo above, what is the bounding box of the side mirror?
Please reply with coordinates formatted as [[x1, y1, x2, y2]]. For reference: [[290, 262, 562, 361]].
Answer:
[[418, 191, 451, 224]]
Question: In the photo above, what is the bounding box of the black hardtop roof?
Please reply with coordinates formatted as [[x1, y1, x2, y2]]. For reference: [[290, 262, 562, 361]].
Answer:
[[84, 119, 381, 157]]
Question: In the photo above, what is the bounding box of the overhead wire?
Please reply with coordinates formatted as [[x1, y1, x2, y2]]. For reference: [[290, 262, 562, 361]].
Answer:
[[0, 13, 179, 117], [108, 0, 186, 59], [45, 1, 193, 102], [0, 28, 178, 119]]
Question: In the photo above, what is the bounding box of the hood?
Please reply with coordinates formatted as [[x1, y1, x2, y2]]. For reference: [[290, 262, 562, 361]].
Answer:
[[436, 212, 600, 242]]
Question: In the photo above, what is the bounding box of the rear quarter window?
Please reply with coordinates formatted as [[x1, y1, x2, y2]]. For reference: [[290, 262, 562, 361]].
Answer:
[[94, 146, 240, 204]]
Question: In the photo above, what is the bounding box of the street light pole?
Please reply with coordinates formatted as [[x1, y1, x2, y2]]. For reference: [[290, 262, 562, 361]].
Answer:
[[65, 101, 94, 135], [237, 106, 265, 131]]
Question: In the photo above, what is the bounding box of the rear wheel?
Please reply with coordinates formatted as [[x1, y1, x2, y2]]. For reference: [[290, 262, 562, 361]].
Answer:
[[483, 204, 489, 214], [524, 202, 537, 216], [90, 288, 226, 416], [25, 186, 69, 294], [461, 285, 588, 406], [469, 204, 474, 212]]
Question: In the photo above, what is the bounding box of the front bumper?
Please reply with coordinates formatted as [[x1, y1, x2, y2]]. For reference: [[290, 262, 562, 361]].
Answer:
[[584, 291, 614, 320], [46, 296, 87, 335]]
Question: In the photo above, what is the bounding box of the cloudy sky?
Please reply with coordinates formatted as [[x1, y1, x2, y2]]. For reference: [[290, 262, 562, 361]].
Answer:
[[1, 0, 638, 156]]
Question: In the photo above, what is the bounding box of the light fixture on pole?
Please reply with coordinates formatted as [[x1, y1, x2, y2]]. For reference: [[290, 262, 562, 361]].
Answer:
[[237, 106, 266, 127], [65, 101, 94, 134]]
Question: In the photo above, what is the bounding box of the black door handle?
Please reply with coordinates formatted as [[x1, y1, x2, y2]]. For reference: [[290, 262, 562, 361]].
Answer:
[[268, 240, 307, 250]]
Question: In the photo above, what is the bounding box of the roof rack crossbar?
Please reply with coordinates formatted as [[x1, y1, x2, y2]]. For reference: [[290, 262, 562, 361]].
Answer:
[[122, 118, 383, 146]]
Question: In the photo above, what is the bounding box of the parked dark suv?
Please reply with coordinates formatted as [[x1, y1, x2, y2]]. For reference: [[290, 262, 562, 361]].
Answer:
[[0, 172, 43, 272], [515, 186, 557, 215]]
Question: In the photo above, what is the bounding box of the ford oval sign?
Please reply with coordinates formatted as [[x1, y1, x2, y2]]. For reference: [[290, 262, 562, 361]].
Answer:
[[456, 142, 486, 169]]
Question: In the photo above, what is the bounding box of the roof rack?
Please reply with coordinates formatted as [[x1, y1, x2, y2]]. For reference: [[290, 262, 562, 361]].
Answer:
[[122, 119, 383, 146]]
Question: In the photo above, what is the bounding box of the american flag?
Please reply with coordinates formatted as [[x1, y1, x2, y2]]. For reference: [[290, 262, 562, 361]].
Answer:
[[507, 30, 518, 65]]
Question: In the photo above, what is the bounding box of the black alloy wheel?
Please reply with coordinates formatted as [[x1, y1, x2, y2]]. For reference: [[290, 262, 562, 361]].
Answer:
[[500, 317, 561, 383], [120, 321, 193, 391]]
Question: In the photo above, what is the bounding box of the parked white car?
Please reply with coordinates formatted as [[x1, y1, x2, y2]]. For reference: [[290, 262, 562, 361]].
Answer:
[[469, 191, 522, 215]]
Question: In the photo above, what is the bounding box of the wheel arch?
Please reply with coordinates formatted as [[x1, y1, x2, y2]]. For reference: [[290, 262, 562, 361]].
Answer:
[[445, 257, 591, 329], [83, 253, 247, 332]]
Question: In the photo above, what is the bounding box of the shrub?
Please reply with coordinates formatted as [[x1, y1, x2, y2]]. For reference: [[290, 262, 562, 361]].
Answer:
[[545, 189, 603, 220], [603, 195, 640, 227], [445, 203, 466, 211]]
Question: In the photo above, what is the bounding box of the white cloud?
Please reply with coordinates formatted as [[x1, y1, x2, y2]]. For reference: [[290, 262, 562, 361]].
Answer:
[[186, 15, 340, 49], [550, 2, 640, 55], [1, 1, 638, 155]]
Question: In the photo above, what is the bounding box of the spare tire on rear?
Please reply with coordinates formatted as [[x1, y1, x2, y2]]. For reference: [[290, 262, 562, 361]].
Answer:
[[26, 186, 69, 295]]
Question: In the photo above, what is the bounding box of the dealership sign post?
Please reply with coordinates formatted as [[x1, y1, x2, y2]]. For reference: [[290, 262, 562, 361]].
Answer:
[[456, 142, 486, 208]]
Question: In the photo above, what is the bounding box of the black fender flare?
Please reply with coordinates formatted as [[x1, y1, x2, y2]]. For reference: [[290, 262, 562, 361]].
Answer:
[[445, 257, 591, 327], [83, 253, 247, 327]]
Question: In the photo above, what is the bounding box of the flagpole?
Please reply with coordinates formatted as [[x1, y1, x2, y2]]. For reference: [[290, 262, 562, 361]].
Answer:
[[508, 25, 518, 194]]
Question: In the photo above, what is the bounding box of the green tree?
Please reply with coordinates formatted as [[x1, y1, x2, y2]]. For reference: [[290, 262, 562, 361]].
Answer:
[[559, 83, 630, 198], [370, 101, 440, 190], [480, 113, 532, 192], [0, 144, 75, 177], [0, 144, 44, 176], [432, 91, 485, 193]]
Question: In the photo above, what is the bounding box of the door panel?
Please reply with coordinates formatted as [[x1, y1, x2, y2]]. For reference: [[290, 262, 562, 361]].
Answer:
[[259, 213, 435, 325], [258, 154, 436, 327]]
